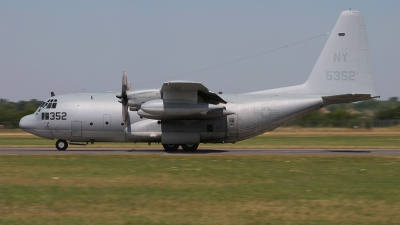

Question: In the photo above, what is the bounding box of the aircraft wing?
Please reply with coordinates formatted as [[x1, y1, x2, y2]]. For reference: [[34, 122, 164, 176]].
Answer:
[[161, 81, 227, 104], [137, 81, 231, 120]]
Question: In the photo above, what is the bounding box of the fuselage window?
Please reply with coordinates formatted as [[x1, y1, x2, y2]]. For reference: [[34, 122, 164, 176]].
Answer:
[[229, 118, 235, 127], [43, 103, 48, 108], [207, 124, 214, 132], [42, 112, 50, 120], [51, 103, 57, 108], [46, 103, 52, 108], [40, 102, 45, 108]]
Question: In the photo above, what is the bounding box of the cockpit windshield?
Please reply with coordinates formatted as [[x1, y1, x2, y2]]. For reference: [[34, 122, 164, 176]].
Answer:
[[38, 99, 59, 120], [39, 99, 58, 110]]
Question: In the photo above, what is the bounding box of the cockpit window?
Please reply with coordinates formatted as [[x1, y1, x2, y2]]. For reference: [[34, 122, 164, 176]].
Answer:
[[41, 99, 58, 109]]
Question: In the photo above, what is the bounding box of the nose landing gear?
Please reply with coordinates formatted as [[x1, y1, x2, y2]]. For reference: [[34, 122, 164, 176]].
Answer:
[[56, 139, 68, 151]]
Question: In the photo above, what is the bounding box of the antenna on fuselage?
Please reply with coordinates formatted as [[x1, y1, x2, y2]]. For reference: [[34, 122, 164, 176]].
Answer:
[[51, 91, 55, 97]]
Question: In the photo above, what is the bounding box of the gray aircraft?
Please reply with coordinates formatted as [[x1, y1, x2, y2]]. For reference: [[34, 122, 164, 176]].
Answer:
[[19, 10, 378, 151]]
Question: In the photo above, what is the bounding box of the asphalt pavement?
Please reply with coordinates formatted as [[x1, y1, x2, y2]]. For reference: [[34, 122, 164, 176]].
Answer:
[[1, 148, 400, 156]]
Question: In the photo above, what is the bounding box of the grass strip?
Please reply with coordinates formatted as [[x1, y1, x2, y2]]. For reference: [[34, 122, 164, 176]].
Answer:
[[0, 155, 399, 225], [1, 134, 400, 149]]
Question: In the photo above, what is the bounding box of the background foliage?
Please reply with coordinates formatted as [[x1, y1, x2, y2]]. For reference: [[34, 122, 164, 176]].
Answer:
[[0, 99, 42, 128], [1, 98, 400, 129]]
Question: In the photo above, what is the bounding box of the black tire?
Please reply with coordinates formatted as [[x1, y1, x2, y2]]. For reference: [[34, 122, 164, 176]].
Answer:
[[162, 144, 179, 152], [56, 139, 68, 151], [181, 144, 199, 151]]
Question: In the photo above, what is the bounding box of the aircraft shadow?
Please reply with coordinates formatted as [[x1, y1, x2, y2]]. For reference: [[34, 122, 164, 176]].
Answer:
[[326, 150, 371, 153], [128, 149, 228, 154], [2, 148, 228, 154]]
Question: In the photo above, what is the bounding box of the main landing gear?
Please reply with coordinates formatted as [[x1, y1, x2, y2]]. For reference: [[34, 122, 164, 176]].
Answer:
[[56, 139, 68, 151], [162, 144, 199, 152], [181, 144, 199, 151], [54, 140, 198, 152]]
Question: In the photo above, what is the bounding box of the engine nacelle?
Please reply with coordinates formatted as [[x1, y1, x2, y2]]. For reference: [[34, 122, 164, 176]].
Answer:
[[125, 119, 161, 142], [141, 99, 225, 116], [126, 89, 161, 109]]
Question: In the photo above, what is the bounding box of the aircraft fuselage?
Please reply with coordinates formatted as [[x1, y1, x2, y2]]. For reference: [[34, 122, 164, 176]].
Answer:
[[20, 91, 323, 145]]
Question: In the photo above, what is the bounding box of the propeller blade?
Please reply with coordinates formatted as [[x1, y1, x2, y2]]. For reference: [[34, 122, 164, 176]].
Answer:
[[122, 103, 127, 122], [122, 70, 127, 96], [119, 70, 129, 122]]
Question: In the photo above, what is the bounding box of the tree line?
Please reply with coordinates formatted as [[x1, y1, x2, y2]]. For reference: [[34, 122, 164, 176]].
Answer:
[[1, 98, 400, 129], [289, 97, 400, 128], [0, 99, 42, 128]]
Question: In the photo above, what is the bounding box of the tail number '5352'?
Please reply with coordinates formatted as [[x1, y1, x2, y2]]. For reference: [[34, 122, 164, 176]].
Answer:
[[326, 71, 356, 81]]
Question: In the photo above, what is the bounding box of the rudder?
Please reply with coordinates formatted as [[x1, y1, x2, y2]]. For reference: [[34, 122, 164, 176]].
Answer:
[[302, 10, 377, 96]]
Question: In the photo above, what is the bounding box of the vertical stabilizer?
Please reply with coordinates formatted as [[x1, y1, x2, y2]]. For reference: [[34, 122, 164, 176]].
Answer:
[[302, 10, 376, 96], [251, 10, 377, 97]]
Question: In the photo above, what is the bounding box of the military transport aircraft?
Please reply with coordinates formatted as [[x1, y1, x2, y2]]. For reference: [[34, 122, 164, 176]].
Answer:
[[19, 10, 378, 151]]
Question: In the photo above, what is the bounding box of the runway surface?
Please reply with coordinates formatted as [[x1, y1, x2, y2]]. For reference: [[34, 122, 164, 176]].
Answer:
[[1, 148, 400, 156]]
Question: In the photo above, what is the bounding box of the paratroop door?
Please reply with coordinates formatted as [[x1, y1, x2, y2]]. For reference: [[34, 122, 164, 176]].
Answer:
[[71, 121, 82, 137], [226, 114, 238, 137]]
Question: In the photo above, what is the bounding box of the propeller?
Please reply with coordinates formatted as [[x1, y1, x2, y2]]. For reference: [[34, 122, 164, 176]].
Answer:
[[116, 70, 131, 122]]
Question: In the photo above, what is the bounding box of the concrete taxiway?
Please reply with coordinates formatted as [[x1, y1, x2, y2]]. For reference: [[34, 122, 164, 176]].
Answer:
[[1, 148, 400, 156]]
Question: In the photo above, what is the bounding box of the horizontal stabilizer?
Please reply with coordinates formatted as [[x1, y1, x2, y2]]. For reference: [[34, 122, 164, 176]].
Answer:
[[322, 94, 379, 106]]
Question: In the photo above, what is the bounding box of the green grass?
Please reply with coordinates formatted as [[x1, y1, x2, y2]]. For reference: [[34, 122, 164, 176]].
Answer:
[[1, 133, 400, 149], [0, 155, 400, 224]]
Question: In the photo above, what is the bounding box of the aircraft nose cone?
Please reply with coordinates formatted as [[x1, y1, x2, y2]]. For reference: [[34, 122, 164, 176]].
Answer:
[[19, 114, 37, 132]]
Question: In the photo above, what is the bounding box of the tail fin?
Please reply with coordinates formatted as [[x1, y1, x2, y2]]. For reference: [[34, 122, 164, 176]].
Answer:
[[303, 10, 377, 96], [251, 10, 377, 98]]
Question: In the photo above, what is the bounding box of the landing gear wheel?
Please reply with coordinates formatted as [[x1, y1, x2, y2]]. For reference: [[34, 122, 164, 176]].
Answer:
[[181, 144, 199, 151], [162, 144, 179, 152], [56, 140, 68, 151]]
